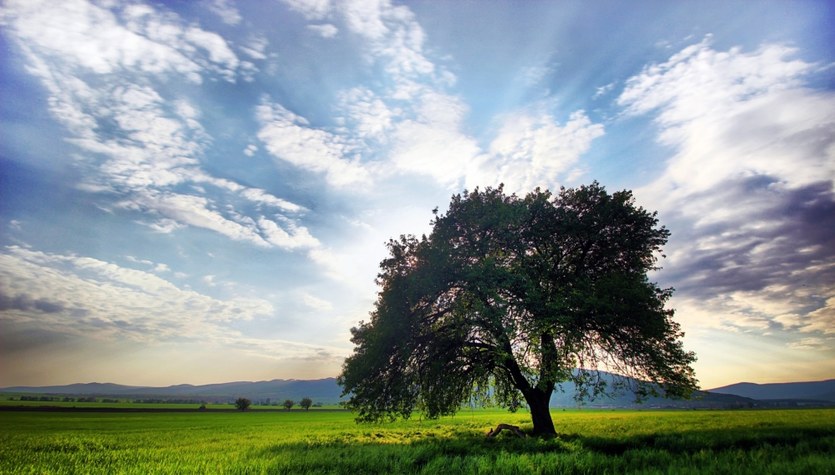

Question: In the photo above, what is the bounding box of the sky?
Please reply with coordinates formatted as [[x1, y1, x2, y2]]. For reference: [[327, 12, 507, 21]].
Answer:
[[0, 0, 833, 390]]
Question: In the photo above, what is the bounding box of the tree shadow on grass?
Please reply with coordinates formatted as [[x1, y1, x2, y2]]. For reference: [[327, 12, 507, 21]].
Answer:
[[253, 430, 570, 473], [558, 425, 835, 456], [252, 424, 835, 474]]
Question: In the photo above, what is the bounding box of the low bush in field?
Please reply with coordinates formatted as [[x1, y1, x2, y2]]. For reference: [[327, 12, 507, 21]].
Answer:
[[1, 409, 833, 474]]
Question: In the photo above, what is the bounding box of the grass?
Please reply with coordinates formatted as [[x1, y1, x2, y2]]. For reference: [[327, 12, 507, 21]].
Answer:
[[1, 408, 833, 474]]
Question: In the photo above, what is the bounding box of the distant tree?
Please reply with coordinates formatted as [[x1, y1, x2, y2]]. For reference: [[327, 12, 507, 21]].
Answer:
[[234, 397, 251, 411], [283, 399, 295, 410], [339, 183, 698, 435], [299, 397, 313, 410]]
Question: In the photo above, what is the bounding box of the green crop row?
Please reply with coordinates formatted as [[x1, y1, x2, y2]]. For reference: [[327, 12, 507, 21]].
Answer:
[[1, 408, 833, 474]]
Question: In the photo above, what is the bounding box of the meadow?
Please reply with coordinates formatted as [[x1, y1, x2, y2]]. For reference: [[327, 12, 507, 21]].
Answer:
[[1, 407, 833, 474]]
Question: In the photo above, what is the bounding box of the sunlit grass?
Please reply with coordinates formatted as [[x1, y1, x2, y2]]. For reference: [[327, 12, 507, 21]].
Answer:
[[1, 408, 833, 473]]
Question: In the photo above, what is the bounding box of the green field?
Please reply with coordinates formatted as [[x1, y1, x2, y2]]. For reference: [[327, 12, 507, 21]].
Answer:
[[1, 408, 833, 474]]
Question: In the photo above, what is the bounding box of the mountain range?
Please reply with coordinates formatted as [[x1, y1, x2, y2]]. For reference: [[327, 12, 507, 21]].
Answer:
[[708, 380, 835, 402], [2, 377, 833, 408], [0, 379, 341, 404]]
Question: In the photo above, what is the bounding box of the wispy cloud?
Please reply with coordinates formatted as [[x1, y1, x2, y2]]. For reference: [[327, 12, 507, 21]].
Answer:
[[2, 0, 316, 251], [478, 108, 605, 192], [256, 98, 371, 187], [307, 23, 339, 38], [619, 38, 835, 344], [205, 0, 242, 26], [0, 244, 348, 384], [265, 0, 604, 193], [281, 0, 333, 21], [0, 245, 273, 341]]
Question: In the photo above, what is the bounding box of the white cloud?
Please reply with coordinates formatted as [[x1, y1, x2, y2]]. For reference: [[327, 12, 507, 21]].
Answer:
[[389, 120, 482, 187], [146, 218, 184, 234], [0, 245, 352, 380], [258, 217, 320, 250], [5, 0, 190, 79], [338, 87, 396, 140], [620, 39, 833, 203], [239, 34, 270, 60], [308, 23, 339, 38], [3, 0, 244, 83], [125, 255, 170, 275], [519, 63, 553, 88], [270, 0, 605, 196], [205, 0, 242, 25], [619, 39, 835, 343], [281, 0, 333, 20], [121, 189, 319, 251], [239, 188, 304, 213], [0, 246, 273, 343], [477, 109, 604, 192], [787, 337, 831, 350], [267, 0, 485, 193], [2, 0, 317, 252], [120, 191, 268, 247], [301, 292, 334, 312], [341, 0, 389, 41], [182, 26, 239, 81], [256, 98, 371, 187], [802, 298, 835, 335], [593, 82, 616, 99]]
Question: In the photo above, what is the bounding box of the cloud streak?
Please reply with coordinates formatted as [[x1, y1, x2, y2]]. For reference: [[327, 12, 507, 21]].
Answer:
[[2, 0, 317, 251], [0, 246, 272, 341], [620, 38, 835, 346]]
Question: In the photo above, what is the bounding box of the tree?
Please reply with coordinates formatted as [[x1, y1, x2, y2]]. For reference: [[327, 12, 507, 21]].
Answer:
[[234, 397, 251, 411], [338, 183, 697, 435], [299, 397, 313, 410], [283, 399, 294, 410]]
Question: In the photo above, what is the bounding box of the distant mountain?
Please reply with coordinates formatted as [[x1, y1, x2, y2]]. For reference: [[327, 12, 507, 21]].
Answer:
[[0, 382, 144, 395], [708, 379, 835, 402], [548, 372, 760, 409], [0, 378, 345, 404], [4, 376, 833, 409]]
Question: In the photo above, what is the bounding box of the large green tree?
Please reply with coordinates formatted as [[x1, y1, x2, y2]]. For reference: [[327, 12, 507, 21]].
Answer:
[[339, 183, 697, 435]]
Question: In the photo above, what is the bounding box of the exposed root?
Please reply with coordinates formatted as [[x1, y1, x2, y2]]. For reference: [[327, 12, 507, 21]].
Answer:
[[486, 424, 526, 438]]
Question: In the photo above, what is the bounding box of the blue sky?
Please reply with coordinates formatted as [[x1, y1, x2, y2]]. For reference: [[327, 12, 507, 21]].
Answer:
[[1, 0, 833, 389]]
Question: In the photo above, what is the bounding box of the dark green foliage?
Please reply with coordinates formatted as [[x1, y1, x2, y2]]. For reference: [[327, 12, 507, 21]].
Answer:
[[234, 397, 251, 411], [300, 397, 313, 410], [339, 182, 698, 434], [283, 399, 294, 410]]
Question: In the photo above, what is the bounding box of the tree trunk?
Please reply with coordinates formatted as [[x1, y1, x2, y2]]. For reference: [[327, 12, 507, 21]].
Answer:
[[525, 389, 556, 435]]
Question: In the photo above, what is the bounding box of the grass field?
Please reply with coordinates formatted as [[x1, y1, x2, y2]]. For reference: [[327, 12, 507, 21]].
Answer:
[[1, 407, 833, 474]]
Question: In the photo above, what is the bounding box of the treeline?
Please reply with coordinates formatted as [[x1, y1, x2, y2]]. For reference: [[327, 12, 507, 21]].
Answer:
[[10, 395, 326, 407], [249, 399, 323, 407], [15, 396, 103, 402], [132, 398, 208, 404], [12, 396, 207, 404]]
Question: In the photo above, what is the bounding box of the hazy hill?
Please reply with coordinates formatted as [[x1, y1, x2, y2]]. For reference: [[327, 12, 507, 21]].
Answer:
[[4, 376, 833, 408], [0, 378, 344, 404], [708, 379, 835, 402], [549, 373, 759, 409]]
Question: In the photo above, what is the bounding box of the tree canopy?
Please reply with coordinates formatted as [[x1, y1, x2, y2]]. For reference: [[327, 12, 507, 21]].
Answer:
[[338, 182, 697, 435], [234, 397, 251, 411]]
